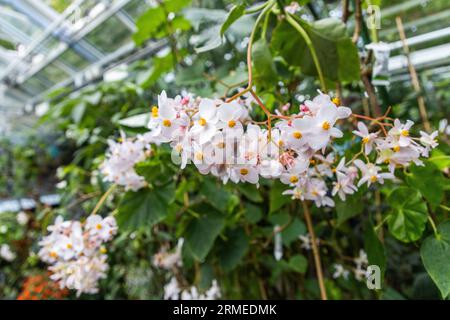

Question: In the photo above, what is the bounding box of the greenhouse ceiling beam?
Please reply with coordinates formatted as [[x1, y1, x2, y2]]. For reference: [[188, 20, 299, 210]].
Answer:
[[0, 0, 86, 82], [380, 10, 450, 37], [11, 3, 135, 87], [29, 39, 168, 108], [1, 0, 133, 85], [381, 0, 424, 18], [389, 27, 450, 50], [70, 0, 134, 42], [116, 10, 137, 32], [389, 43, 450, 74], [2, 0, 59, 29]]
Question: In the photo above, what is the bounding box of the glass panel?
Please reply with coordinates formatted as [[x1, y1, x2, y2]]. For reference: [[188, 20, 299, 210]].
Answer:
[[123, 0, 150, 19], [34, 62, 70, 85], [84, 15, 132, 54], [58, 48, 90, 70], [22, 77, 51, 94]]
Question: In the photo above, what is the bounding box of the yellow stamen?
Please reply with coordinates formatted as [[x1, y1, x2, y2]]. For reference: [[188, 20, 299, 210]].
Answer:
[[228, 120, 236, 128], [96, 224, 102, 230], [162, 119, 172, 127], [240, 168, 249, 176], [292, 131, 302, 139], [393, 145, 400, 152], [370, 175, 377, 182], [322, 121, 331, 130], [362, 137, 369, 144], [384, 159, 390, 164], [401, 129, 409, 137], [100, 247, 107, 254], [216, 142, 225, 149], [50, 251, 58, 258], [66, 243, 73, 249], [312, 190, 319, 196], [310, 159, 316, 165], [332, 97, 341, 106], [289, 176, 299, 183], [332, 168, 336, 173], [198, 118, 207, 126], [151, 106, 158, 118], [195, 152, 203, 161], [278, 140, 285, 147]]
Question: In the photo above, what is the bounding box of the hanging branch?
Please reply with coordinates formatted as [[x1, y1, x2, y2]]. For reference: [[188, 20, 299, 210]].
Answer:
[[302, 201, 327, 300], [395, 16, 431, 132]]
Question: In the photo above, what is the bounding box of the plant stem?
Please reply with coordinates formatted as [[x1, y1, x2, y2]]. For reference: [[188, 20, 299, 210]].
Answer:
[[285, 13, 327, 92], [301, 201, 327, 300], [226, 1, 275, 103], [428, 215, 439, 238], [90, 184, 116, 216]]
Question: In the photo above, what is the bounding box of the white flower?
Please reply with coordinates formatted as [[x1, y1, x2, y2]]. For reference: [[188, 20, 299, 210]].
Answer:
[[333, 264, 349, 279], [85, 215, 118, 241], [16, 211, 29, 225], [217, 102, 244, 137], [388, 119, 414, 147], [354, 160, 394, 187], [153, 238, 184, 270], [190, 99, 219, 144], [0, 244, 16, 262], [353, 122, 378, 154], [419, 130, 439, 149], [354, 249, 368, 267]]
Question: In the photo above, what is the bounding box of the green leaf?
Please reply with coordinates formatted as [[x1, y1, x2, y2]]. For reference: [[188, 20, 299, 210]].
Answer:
[[281, 218, 306, 245], [406, 162, 445, 209], [364, 221, 386, 281], [220, 4, 246, 36], [270, 181, 290, 213], [71, 102, 86, 124], [252, 39, 277, 88], [238, 184, 263, 203], [218, 228, 249, 272], [137, 53, 175, 89], [335, 195, 363, 226], [200, 178, 233, 212], [271, 18, 360, 82], [244, 203, 263, 223], [421, 221, 450, 299], [116, 189, 168, 231], [288, 254, 308, 273], [118, 113, 150, 128], [133, 0, 191, 45], [185, 211, 225, 261], [387, 187, 428, 243]]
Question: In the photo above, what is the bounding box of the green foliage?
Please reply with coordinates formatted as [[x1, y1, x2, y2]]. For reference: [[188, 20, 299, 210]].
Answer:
[[271, 18, 360, 83], [387, 187, 428, 243], [421, 221, 450, 299], [184, 210, 225, 261]]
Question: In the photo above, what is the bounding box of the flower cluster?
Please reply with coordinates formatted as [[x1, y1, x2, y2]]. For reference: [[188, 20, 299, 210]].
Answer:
[[100, 132, 149, 191], [38, 215, 117, 296], [164, 277, 221, 300], [102, 90, 439, 209]]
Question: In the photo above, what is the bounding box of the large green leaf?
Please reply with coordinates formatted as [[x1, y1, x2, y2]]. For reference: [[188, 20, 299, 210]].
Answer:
[[116, 188, 169, 231], [137, 53, 175, 89], [200, 177, 233, 212], [406, 162, 445, 209], [133, 0, 192, 45], [387, 187, 428, 243], [421, 221, 450, 299], [288, 254, 308, 273], [270, 181, 291, 213], [220, 4, 245, 36], [271, 18, 360, 82], [218, 228, 249, 272], [185, 211, 225, 261], [252, 39, 277, 88], [364, 221, 386, 281]]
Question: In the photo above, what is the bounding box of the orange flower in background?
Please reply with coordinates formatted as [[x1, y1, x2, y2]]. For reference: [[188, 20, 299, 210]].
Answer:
[[17, 273, 69, 300]]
